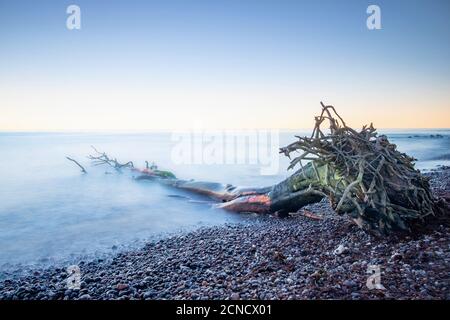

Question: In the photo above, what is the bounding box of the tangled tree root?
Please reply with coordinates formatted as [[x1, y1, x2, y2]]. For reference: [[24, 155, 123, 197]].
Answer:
[[68, 102, 443, 236], [280, 102, 439, 234]]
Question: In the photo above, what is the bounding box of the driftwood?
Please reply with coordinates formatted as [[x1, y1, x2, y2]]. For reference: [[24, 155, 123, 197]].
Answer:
[[279, 103, 438, 234], [69, 103, 441, 235], [66, 157, 87, 174], [88, 146, 134, 171]]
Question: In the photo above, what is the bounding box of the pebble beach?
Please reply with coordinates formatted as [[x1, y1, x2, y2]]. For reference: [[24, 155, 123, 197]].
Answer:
[[1, 167, 449, 300]]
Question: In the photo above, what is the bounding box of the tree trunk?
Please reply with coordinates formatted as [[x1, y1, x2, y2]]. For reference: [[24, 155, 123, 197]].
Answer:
[[77, 103, 442, 235], [135, 161, 327, 214]]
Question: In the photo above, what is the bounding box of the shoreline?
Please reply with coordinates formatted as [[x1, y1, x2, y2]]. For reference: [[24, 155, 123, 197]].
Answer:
[[0, 168, 449, 300]]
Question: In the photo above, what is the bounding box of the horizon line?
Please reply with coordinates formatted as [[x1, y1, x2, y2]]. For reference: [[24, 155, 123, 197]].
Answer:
[[1, 127, 450, 134]]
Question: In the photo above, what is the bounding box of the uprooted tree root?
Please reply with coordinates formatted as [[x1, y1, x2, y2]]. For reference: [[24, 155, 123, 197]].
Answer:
[[67, 102, 445, 236], [280, 102, 440, 234]]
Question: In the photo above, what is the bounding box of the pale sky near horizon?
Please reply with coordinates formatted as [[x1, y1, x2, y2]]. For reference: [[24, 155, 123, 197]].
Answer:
[[0, 0, 449, 131]]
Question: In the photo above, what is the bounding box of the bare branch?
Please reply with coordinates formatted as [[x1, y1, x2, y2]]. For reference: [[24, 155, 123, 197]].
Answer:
[[66, 157, 87, 174], [87, 146, 134, 171]]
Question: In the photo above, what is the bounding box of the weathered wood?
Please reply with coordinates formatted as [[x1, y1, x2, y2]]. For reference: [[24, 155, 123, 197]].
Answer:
[[132, 161, 326, 214], [66, 157, 87, 174], [77, 103, 442, 235]]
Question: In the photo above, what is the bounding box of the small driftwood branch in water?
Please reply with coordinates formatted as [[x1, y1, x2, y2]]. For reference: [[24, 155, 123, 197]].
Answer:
[[66, 157, 87, 174], [88, 146, 134, 171]]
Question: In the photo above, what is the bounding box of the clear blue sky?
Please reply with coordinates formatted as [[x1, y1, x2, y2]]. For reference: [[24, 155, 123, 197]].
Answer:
[[1, 0, 449, 130]]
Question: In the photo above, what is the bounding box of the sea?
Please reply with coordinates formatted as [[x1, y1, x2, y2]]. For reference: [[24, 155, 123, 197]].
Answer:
[[0, 129, 449, 270]]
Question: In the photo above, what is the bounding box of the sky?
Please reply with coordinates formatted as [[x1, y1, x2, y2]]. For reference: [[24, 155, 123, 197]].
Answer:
[[0, 0, 449, 131]]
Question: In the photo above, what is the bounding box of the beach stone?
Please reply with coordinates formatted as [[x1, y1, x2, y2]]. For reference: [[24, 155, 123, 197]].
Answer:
[[143, 290, 156, 299], [334, 244, 348, 255], [343, 280, 357, 288], [0, 167, 449, 301], [230, 293, 240, 300], [116, 283, 129, 291], [351, 292, 361, 299]]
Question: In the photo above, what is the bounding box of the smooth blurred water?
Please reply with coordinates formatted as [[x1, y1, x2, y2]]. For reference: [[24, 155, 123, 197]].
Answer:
[[0, 130, 449, 269]]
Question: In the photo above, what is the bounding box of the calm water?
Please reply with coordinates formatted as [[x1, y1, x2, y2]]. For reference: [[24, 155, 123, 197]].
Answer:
[[0, 130, 449, 269]]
